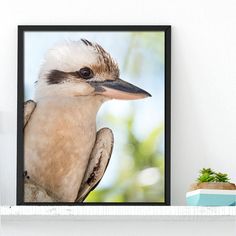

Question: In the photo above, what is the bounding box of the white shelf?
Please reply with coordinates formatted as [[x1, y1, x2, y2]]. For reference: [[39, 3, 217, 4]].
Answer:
[[1, 206, 236, 221]]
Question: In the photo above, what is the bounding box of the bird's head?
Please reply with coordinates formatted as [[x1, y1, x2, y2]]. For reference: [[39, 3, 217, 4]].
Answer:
[[35, 39, 151, 101]]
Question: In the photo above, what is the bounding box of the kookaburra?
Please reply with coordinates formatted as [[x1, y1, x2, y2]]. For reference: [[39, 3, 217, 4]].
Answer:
[[24, 39, 151, 202]]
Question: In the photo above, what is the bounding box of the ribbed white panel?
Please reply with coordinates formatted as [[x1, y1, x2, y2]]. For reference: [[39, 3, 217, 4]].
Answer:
[[0, 206, 236, 217]]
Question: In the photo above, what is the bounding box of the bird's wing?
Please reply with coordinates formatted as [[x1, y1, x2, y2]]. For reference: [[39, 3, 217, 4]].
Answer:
[[76, 128, 114, 202], [24, 100, 36, 127], [24, 100, 57, 202]]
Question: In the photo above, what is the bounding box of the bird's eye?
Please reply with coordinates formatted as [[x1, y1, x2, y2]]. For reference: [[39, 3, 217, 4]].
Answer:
[[77, 67, 93, 80]]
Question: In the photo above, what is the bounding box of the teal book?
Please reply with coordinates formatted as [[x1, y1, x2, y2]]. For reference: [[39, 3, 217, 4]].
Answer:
[[186, 189, 236, 206]]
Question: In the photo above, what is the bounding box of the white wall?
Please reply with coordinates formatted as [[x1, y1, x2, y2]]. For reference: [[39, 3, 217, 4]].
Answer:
[[1, 0, 236, 206], [0, 0, 236, 234]]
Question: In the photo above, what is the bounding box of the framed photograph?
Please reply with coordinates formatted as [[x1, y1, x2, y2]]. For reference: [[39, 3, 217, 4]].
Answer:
[[17, 25, 171, 205]]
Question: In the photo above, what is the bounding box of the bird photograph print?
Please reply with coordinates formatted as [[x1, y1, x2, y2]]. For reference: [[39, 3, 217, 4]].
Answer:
[[18, 26, 171, 205]]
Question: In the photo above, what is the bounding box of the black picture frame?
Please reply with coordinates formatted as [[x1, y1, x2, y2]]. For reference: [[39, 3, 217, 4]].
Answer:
[[17, 25, 171, 205]]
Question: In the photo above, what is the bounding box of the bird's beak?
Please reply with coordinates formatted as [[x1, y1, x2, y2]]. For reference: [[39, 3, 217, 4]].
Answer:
[[89, 79, 151, 100]]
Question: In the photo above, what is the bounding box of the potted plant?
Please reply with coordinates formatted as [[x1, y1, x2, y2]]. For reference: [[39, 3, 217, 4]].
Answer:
[[186, 168, 236, 206], [190, 168, 236, 191]]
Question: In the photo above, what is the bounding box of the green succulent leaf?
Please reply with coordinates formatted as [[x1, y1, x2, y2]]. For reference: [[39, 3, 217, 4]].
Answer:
[[199, 168, 214, 176], [197, 168, 231, 183], [197, 173, 215, 183], [214, 172, 230, 183]]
